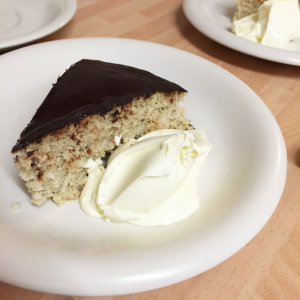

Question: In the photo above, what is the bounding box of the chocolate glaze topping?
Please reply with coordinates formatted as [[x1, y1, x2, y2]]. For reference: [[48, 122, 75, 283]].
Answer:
[[12, 59, 187, 152]]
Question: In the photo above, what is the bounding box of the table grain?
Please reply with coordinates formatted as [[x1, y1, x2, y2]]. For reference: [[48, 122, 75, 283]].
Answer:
[[1, 0, 300, 299]]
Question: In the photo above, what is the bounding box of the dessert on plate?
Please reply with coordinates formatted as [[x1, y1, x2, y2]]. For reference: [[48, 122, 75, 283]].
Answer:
[[233, 0, 300, 20], [12, 59, 193, 206], [232, 0, 300, 48]]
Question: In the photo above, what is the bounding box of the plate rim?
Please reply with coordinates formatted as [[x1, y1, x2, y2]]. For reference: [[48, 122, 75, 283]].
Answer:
[[0, 37, 287, 296], [183, 0, 300, 66], [0, 0, 77, 50]]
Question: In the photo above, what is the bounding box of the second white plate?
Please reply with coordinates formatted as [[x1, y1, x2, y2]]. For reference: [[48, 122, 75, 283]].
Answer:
[[0, 38, 286, 296], [183, 0, 300, 65], [0, 0, 77, 50]]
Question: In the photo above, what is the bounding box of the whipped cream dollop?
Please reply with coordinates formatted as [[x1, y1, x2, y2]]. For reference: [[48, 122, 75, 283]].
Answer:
[[80, 129, 212, 226], [232, 0, 300, 48]]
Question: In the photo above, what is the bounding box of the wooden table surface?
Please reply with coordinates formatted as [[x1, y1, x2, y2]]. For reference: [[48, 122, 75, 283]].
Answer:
[[1, 0, 300, 299]]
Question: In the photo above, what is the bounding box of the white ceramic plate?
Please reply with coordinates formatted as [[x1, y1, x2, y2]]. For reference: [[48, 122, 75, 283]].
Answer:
[[0, 0, 76, 50], [0, 38, 286, 296], [183, 0, 300, 66]]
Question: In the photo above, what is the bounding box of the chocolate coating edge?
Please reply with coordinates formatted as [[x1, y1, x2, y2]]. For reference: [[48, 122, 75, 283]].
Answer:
[[12, 59, 187, 152]]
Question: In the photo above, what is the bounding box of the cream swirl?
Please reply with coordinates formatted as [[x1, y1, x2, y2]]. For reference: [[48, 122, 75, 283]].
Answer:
[[80, 129, 212, 226]]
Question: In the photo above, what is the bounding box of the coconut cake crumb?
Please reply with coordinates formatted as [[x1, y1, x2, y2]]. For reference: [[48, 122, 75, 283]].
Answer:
[[12, 92, 192, 207], [11, 202, 21, 210]]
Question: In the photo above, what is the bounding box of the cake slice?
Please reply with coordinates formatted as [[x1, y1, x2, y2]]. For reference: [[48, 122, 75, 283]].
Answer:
[[233, 0, 300, 20], [233, 0, 266, 20], [12, 59, 192, 206]]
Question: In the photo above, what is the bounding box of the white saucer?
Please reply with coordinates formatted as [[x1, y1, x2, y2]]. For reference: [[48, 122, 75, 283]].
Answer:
[[0, 38, 287, 296], [0, 0, 76, 50], [183, 0, 300, 66]]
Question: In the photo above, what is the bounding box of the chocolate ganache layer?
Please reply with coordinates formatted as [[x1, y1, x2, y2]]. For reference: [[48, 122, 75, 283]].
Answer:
[[12, 59, 187, 152]]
